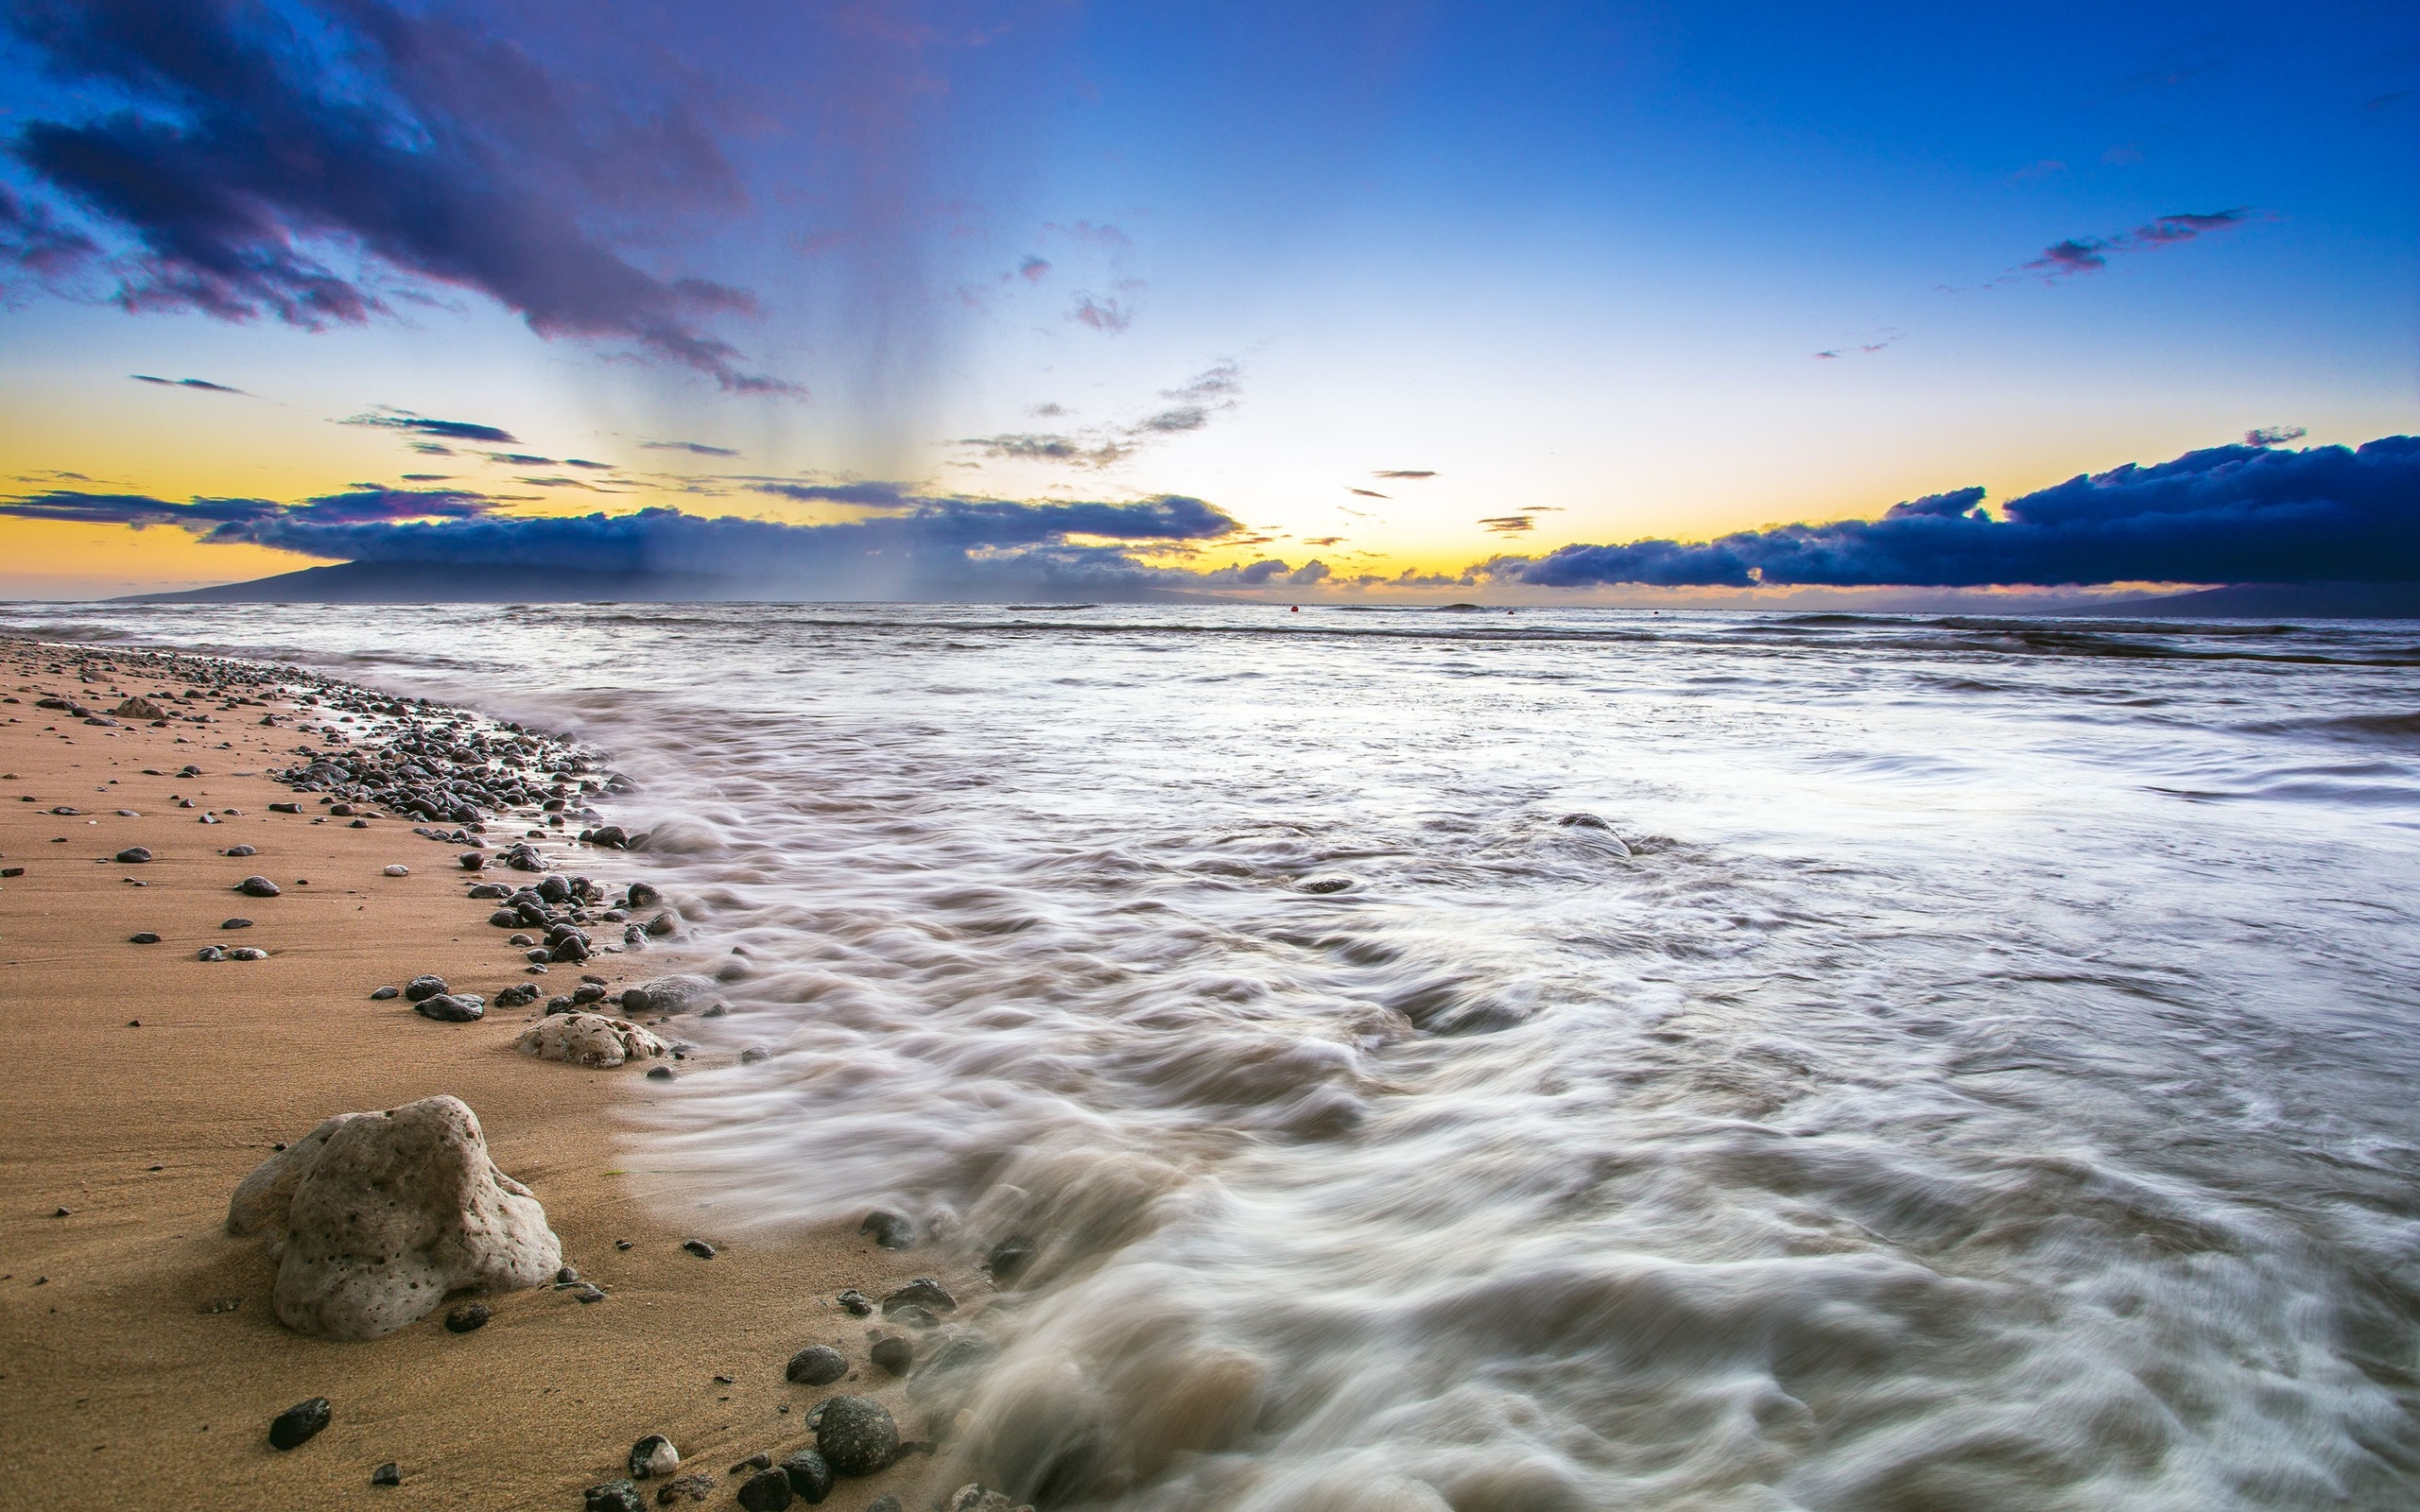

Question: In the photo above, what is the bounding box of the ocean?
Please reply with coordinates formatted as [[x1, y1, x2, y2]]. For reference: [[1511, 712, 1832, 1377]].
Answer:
[[10, 601, 2420, 1510]]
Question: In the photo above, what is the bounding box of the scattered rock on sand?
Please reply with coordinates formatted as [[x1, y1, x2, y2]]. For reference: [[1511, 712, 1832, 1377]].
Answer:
[[585, 1480, 645, 1512], [226, 1094, 561, 1340], [130, 932, 160, 944], [682, 1238, 716, 1259], [859, 1211, 915, 1249], [984, 1236, 1036, 1284], [383, 864, 409, 877], [656, 1472, 715, 1503], [372, 1461, 401, 1486], [114, 846, 151, 864], [517, 1013, 668, 1069], [493, 983, 540, 1008], [869, 1336, 912, 1376], [786, 1346, 847, 1386], [618, 973, 718, 1016], [883, 1278, 956, 1314], [220, 918, 252, 930], [229, 946, 268, 961], [196, 946, 226, 961], [237, 875, 282, 897], [443, 1302, 491, 1333], [630, 1434, 680, 1479], [835, 1289, 872, 1317], [112, 696, 165, 720], [268, 1397, 331, 1451], [738, 1469, 795, 1511], [415, 993, 485, 1022], [781, 1450, 834, 1503], [370, 986, 400, 1000], [403, 973, 448, 1001], [224, 844, 256, 857], [813, 1396, 899, 1477]]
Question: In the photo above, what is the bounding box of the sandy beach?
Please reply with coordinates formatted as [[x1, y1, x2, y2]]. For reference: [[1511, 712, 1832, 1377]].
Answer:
[[0, 637, 972, 1511]]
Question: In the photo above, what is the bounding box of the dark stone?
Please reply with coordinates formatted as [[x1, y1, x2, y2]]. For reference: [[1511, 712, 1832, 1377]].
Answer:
[[886, 1303, 937, 1329], [859, 1210, 914, 1249], [459, 851, 487, 870], [489, 909, 524, 928], [269, 801, 302, 814], [681, 1238, 716, 1259], [731, 1452, 773, 1473], [494, 983, 540, 1007], [129, 932, 161, 944], [646, 1065, 675, 1081], [869, 1336, 913, 1377], [218, 919, 251, 930], [442, 1302, 490, 1332], [737, 1469, 794, 1511], [467, 883, 510, 900], [268, 1397, 331, 1451], [114, 846, 152, 864], [403, 973, 448, 1001], [866, 1497, 902, 1512], [237, 875, 282, 897], [1298, 875, 1353, 894], [813, 1395, 899, 1477], [370, 986, 400, 1000], [573, 1282, 608, 1303], [372, 1461, 401, 1486], [224, 844, 256, 857], [786, 1345, 847, 1386], [1556, 812, 1611, 829], [655, 1472, 715, 1504], [415, 993, 485, 1022], [835, 1290, 872, 1316], [630, 1434, 676, 1479], [882, 1278, 956, 1315], [619, 973, 717, 1016], [557, 1265, 581, 1284], [538, 874, 571, 903], [585, 1480, 645, 1512], [780, 1449, 834, 1504], [196, 946, 226, 961], [573, 983, 607, 1005], [983, 1236, 1036, 1284]]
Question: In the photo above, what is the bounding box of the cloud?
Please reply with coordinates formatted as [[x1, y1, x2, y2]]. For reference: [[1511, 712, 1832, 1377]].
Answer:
[[0, 181, 100, 290], [562, 458, 614, 471], [342, 409, 519, 445], [1045, 220, 1132, 250], [2245, 426, 2307, 447], [0, 485, 496, 531], [1304, 536, 1345, 546], [958, 432, 1131, 468], [1814, 334, 1899, 360], [1349, 489, 1390, 499], [1374, 470, 1436, 479], [1018, 255, 1050, 283], [131, 373, 245, 394], [1071, 292, 1132, 333], [2, 0, 786, 390], [641, 439, 741, 458], [1136, 406, 1207, 434], [1164, 360, 1241, 404], [1478, 515, 1535, 534], [483, 453, 558, 467], [959, 360, 1243, 469], [1480, 436, 2420, 588], [2017, 209, 2251, 280]]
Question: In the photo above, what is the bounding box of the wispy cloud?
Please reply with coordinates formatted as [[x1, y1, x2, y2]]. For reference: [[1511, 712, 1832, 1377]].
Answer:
[[641, 440, 741, 458], [959, 361, 1243, 470], [2244, 426, 2307, 446], [342, 409, 519, 445], [1374, 470, 1437, 479], [132, 374, 246, 394], [2017, 209, 2252, 280], [1349, 488, 1390, 499], [1071, 292, 1133, 333]]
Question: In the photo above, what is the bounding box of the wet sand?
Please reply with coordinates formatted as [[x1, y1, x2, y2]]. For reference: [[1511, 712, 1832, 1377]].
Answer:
[[0, 641, 959, 1510]]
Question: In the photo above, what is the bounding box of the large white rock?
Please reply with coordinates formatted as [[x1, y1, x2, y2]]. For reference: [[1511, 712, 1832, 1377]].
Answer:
[[517, 1012, 670, 1069], [226, 1094, 562, 1340]]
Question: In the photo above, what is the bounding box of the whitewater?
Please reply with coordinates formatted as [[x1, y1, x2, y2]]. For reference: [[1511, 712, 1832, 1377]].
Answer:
[[10, 600, 2419, 1511]]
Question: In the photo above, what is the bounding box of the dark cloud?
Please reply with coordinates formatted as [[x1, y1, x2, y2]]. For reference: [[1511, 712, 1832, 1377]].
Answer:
[[1349, 489, 1390, 499], [3, 0, 785, 390], [963, 361, 1240, 470], [1304, 536, 1346, 546], [399, 472, 449, 481], [1478, 515, 1535, 534], [562, 458, 613, 471], [1136, 406, 1207, 434], [0, 180, 100, 288], [0, 485, 495, 531], [958, 433, 1130, 468], [481, 453, 557, 467], [343, 410, 518, 445], [1374, 470, 1436, 479], [1018, 255, 1050, 283], [2019, 209, 2251, 279], [1484, 437, 2420, 589], [409, 442, 455, 456], [641, 439, 740, 458], [751, 481, 917, 507], [2245, 426, 2307, 447], [131, 373, 244, 393]]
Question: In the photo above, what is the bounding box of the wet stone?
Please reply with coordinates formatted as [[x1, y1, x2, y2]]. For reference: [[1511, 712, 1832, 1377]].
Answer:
[[887, 1303, 938, 1329], [737, 1469, 794, 1512], [114, 846, 152, 864], [859, 1210, 914, 1249], [268, 1397, 332, 1451], [813, 1395, 899, 1477], [866, 1497, 903, 1512], [835, 1289, 872, 1317], [443, 1302, 490, 1333], [372, 1461, 401, 1486], [403, 974, 448, 1002], [415, 993, 485, 1022], [224, 844, 256, 857], [869, 1336, 913, 1377], [681, 1238, 716, 1259], [786, 1345, 847, 1386], [646, 1065, 675, 1081], [630, 1434, 679, 1479], [219, 918, 251, 930], [229, 946, 268, 961], [883, 1278, 956, 1314], [196, 946, 226, 961], [585, 1480, 645, 1512], [655, 1472, 715, 1504], [983, 1236, 1036, 1284], [370, 986, 400, 1000], [780, 1450, 833, 1504], [129, 932, 161, 944], [237, 876, 282, 897]]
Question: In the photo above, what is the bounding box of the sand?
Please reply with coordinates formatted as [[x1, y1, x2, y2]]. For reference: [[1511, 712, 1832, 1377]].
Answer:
[[0, 641, 969, 1510]]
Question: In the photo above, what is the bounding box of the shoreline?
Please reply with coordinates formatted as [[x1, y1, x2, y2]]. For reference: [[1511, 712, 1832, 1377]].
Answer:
[[0, 636, 977, 1511]]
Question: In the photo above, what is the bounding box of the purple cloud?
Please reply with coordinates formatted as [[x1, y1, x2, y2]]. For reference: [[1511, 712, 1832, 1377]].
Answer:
[[2020, 209, 2252, 280], [132, 373, 244, 393]]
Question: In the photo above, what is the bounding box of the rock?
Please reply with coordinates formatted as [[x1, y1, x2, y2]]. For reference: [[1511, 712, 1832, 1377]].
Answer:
[[493, 983, 540, 1008], [682, 1238, 716, 1259], [738, 1469, 794, 1512], [732, 1452, 773, 1473], [112, 696, 165, 719], [645, 911, 679, 937], [229, 946, 268, 961], [866, 1497, 902, 1512], [629, 1434, 680, 1479], [488, 909, 523, 928], [237, 876, 282, 897], [403, 973, 448, 1001], [780, 1450, 834, 1504], [739, 1046, 769, 1065], [220, 918, 253, 930], [467, 883, 510, 900], [415, 993, 485, 1022], [114, 846, 152, 864], [572, 1282, 607, 1303], [887, 1303, 937, 1329], [517, 1013, 668, 1069], [813, 1396, 899, 1477], [443, 1302, 491, 1332], [1298, 875, 1353, 894], [786, 1346, 848, 1386], [372, 1461, 401, 1486], [268, 1397, 331, 1451], [573, 983, 607, 1005], [269, 801, 302, 814], [869, 1336, 913, 1377], [383, 864, 409, 877], [225, 844, 256, 857], [859, 1210, 914, 1249], [557, 1265, 580, 1284], [458, 851, 487, 871], [645, 1065, 675, 1081], [655, 1472, 715, 1504], [130, 932, 161, 945], [983, 1236, 1035, 1284], [225, 1094, 562, 1340], [618, 974, 717, 1016], [196, 946, 226, 961], [835, 1289, 872, 1316], [882, 1278, 956, 1314], [946, 1487, 1017, 1512], [627, 882, 661, 909], [585, 1480, 645, 1512], [370, 986, 400, 1000]]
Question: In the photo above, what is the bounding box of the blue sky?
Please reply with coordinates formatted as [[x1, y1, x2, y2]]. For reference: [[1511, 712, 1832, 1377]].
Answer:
[[0, 0, 2412, 596]]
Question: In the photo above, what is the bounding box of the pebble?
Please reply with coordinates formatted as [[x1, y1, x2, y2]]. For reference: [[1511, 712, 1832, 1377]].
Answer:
[[236, 875, 281, 897], [130, 932, 161, 944], [737, 1469, 795, 1511], [228, 946, 268, 961], [114, 846, 152, 864], [269, 801, 302, 813], [268, 1397, 332, 1451], [655, 1471, 715, 1503], [882, 1278, 956, 1315], [219, 918, 252, 930], [383, 864, 409, 877], [403, 973, 448, 1001], [371, 1461, 401, 1486], [557, 1265, 580, 1284], [813, 1395, 900, 1477], [584, 1480, 645, 1512], [196, 946, 226, 961], [786, 1346, 848, 1386], [682, 1238, 716, 1259], [983, 1236, 1036, 1283], [572, 1282, 608, 1303], [370, 986, 400, 1000], [866, 1498, 903, 1512], [739, 1046, 769, 1064], [646, 1066, 675, 1081], [780, 1450, 834, 1504], [415, 993, 485, 1022], [859, 1211, 914, 1249], [886, 1303, 938, 1329], [459, 851, 487, 871], [629, 1434, 680, 1480], [493, 983, 540, 1007], [627, 882, 661, 908], [443, 1302, 491, 1333], [869, 1336, 913, 1376], [224, 844, 256, 857], [835, 1290, 872, 1317], [467, 883, 510, 900]]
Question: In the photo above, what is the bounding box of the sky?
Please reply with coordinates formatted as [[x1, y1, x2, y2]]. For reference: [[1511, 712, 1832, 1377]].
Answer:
[[0, 0, 2413, 601]]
